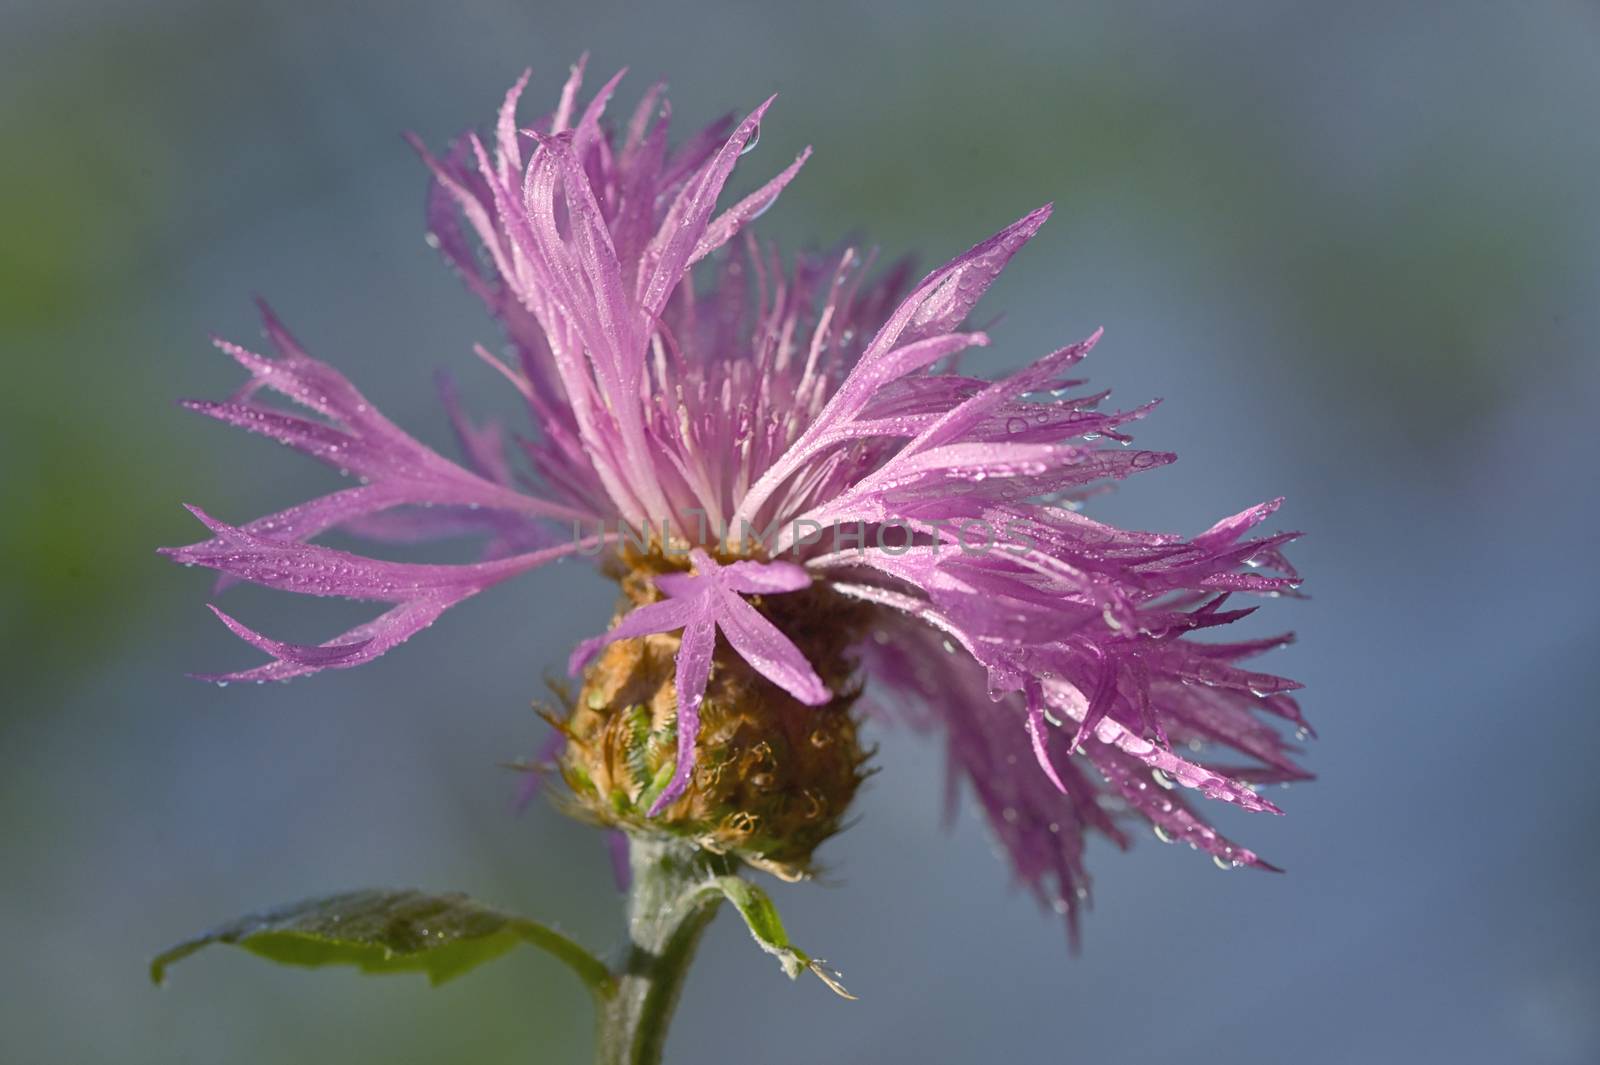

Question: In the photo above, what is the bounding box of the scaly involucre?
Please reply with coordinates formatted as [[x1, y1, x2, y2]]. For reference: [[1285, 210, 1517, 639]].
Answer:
[[165, 58, 1311, 939]]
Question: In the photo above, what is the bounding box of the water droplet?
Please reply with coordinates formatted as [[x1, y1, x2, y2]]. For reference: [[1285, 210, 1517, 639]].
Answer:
[[1131, 451, 1162, 469], [746, 194, 777, 223]]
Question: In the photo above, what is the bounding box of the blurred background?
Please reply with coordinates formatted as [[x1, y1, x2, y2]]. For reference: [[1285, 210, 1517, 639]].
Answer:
[[4, 2, 1598, 1062]]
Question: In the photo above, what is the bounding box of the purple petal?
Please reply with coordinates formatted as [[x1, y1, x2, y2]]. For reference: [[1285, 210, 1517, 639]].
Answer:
[[170, 508, 608, 682], [1046, 677, 1282, 815], [1067, 648, 1120, 753], [436, 372, 514, 486], [1091, 745, 1281, 872], [688, 146, 812, 267], [649, 613, 716, 815], [166, 506, 568, 601], [494, 69, 533, 182], [192, 596, 456, 684], [652, 569, 706, 598], [204, 604, 374, 668], [873, 205, 1051, 353], [1193, 497, 1286, 550], [718, 558, 811, 595], [713, 588, 829, 705], [566, 596, 700, 675], [637, 98, 774, 321], [1024, 682, 1070, 794]]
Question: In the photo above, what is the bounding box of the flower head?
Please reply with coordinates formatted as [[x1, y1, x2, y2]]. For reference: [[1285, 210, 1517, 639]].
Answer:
[[165, 58, 1311, 937]]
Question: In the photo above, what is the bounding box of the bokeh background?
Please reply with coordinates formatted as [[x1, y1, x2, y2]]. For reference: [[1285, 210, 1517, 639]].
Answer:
[[5, 2, 1598, 1062]]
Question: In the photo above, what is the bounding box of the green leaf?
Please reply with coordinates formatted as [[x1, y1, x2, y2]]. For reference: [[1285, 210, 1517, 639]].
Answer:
[[150, 889, 612, 994], [701, 876, 856, 999]]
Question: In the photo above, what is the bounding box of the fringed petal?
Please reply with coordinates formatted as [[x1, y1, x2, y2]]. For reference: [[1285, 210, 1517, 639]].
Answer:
[[713, 589, 829, 705], [166, 508, 607, 681], [649, 613, 716, 814], [566, 595, 700, 675]]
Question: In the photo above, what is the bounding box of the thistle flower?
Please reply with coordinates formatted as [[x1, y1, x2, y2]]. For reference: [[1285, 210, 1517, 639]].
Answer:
[[164, 59, 1310, 938]]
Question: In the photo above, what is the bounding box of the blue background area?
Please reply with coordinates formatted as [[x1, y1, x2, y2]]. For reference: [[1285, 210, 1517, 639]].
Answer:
[[4, 3, 1598, 1062]]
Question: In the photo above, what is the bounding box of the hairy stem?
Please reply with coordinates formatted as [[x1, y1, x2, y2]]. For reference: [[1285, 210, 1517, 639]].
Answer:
[[594, 837, 729, 1065]]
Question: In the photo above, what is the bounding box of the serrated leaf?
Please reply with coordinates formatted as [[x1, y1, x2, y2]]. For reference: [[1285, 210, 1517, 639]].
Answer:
[[150, 889, 611, 993], [702, 876, 856, 999]]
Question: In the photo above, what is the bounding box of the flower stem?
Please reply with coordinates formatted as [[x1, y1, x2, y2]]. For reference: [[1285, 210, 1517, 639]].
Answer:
[[594, 837, 729, 1065]]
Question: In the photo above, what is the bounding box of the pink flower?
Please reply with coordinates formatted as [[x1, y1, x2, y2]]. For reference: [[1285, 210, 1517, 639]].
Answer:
[[164, 58, 1311, 938]]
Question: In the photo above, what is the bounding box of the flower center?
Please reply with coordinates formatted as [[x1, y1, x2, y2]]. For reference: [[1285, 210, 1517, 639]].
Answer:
[[557, 553, 873, 880]]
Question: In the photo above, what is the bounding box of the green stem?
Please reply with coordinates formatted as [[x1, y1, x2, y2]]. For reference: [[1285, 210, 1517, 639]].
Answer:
[[594, 837, 730, 1065]]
